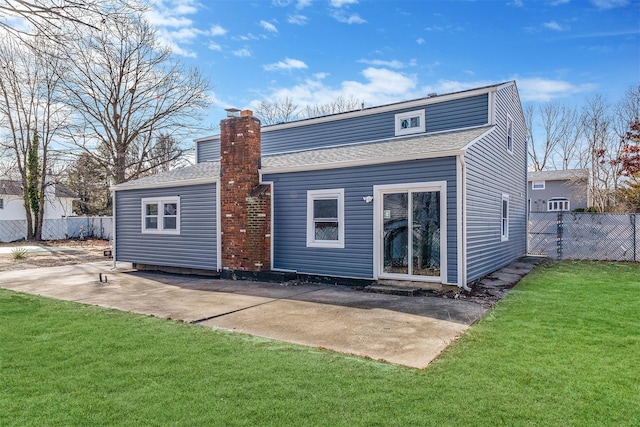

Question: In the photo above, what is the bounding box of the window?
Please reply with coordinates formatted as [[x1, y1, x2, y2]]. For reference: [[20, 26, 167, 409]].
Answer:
[[0, 198, 3, 209], [532, 181, 545, 190], [506, 115, 513, 153], [307, 189, 344, 248], [141, 197, 180, 234], [501, 194, 509, 241], [547, 197, 570, 212], [395, 110, 426, 136]]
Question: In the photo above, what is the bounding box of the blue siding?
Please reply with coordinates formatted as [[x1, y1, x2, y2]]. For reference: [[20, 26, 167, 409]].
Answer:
[[264, 157, 458, 283], [196, 138, 220, 163], [115, 183, 217, 270], [464, 84, 527, 282], [261, 95, 489, 155]]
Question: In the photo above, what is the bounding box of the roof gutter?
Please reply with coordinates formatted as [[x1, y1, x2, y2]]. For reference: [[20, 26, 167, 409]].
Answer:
[[110, 176, 217, 192]]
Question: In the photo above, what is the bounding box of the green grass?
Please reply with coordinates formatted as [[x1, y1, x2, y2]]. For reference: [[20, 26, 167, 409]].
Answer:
[[1, 261, 638, 426]]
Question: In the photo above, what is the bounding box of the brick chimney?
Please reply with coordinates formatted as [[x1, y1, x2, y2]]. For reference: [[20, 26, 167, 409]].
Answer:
[[220, 109, 271, 273]]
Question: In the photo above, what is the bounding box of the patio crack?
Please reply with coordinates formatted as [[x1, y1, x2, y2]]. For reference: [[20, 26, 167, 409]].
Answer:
[[189, 286, 329, 324]]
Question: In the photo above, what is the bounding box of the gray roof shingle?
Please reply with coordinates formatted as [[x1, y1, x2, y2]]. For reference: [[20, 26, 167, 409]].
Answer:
[[261, 126, 493, 172], [112, 162, 220, 191], [528, 169, 588, 182], [114, 126, 493, 189]]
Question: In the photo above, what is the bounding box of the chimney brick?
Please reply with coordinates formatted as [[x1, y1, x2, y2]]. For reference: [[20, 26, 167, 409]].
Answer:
[[220, 111, 271, 272]]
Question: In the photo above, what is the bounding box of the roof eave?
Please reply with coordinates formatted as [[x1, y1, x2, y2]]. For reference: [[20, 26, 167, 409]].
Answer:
[[111, 176, 218, 192], [260, 149, 464, 175]]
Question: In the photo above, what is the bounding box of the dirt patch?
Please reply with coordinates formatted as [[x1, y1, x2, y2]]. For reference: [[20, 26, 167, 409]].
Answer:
[[0, 239, 112, 272]]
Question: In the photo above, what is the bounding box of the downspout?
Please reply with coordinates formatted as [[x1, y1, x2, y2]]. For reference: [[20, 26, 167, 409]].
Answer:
[[458, 155, 471, 291], [111, 188, 117, 270], [216, 178, 222, 271]]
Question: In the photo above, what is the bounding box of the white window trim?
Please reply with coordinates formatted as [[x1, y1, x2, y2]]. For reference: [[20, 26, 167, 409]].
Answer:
[[532, 180, 545, 190], [548, 198, 570, 212], [373, 181, 448, 284], [395, 109, 426, 136], [506, 114, 513, 154], [141, 196, 181, 235], [306, 188, 344, 249], [501, 193, 509, 242]]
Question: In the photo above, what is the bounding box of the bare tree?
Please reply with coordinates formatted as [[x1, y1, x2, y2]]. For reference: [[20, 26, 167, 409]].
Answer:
[[579, 94, 620, 212], [303, 95, 363, 118], [612, 85, 640, 154], [0, 35, 66, 239], [526, 102, 577, 171], [145, 133, 191, 174], [254, 95, 365, 125], [253, 97, 300, 125], [59, 13, 211, 184], [555, 117, 582, 171], [0, 0, 137, 41]]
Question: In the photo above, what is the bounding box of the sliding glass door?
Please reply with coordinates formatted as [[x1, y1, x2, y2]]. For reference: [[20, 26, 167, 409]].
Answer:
[[377, 182, 446, 282]]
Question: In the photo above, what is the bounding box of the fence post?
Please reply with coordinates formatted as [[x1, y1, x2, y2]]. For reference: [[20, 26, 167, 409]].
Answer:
[[632, 214, 637, 262], [557, 212, 563, 260]]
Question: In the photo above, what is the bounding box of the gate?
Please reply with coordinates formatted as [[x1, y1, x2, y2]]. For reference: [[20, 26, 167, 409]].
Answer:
[[528, 212, 638, 261]]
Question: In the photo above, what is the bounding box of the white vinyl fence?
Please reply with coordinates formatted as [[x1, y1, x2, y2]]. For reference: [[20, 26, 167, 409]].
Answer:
[[0, 217, 112, 243]]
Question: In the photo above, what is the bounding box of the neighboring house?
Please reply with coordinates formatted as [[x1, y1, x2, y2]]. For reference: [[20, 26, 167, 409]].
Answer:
[[528, 169, 589, 212], [0, 179, 77, 220], [112, 81, 527, 289]]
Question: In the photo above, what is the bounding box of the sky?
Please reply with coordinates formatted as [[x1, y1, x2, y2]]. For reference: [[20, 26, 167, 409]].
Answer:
[[144, 0, 637, 131]]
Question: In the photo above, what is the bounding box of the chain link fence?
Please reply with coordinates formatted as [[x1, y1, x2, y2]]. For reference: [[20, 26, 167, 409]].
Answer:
[[0, 217, 112, 243], [529, 212, 638, 261]]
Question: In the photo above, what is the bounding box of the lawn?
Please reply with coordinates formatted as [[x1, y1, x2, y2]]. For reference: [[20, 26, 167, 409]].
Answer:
[[1, 261, 638, 426]]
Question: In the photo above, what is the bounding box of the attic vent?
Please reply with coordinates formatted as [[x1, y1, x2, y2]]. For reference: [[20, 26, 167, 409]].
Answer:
[[427, 93, 438, 98], [225, 108, 241, 117]]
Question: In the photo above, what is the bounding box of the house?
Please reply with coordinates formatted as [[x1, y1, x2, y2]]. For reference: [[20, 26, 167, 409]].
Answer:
[[112, 81, 527, 290], [528, 169, 589, 212], [0, 179, 77, 221]]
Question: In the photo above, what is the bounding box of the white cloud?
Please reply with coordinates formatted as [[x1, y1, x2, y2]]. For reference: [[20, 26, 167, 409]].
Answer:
[[208, 41, 222, 51], [508, 0, 524, 7], [235, 33, 260, 41], [549, 0, 570, 5], [590, 0, 629, 9], [288, 14, 308, 25], [516, 77, 597, 101], [210, 25, 227, 36], [250, 67, 418, 110], [272, 0, 312, 8], [416, 37, 425, 45], [233, 48, 252, 57], [357, 59, 405, 69], [145, 10, 192, 28], [144, 0, 207, 57], [248, 73, 598, 119], [260, 20, 279, 33], [332, 11, 366, 24], [544, 20, 568, 31], [330, 0, 358, 6], [264, 58, 309, 71]]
